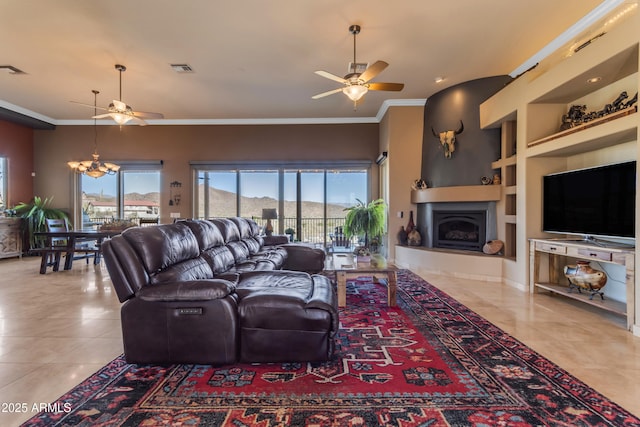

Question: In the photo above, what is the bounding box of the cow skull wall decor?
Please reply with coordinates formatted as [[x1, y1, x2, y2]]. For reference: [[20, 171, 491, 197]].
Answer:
[[432, 120, 464, 159]]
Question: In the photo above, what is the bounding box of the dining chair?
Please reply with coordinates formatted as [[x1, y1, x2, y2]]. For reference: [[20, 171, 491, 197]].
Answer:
[[45, 218, 97, 270]]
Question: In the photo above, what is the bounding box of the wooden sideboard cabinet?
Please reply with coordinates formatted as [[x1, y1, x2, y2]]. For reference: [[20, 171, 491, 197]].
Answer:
[[0, 217, 23, 259], [529, 238, 635, 331]]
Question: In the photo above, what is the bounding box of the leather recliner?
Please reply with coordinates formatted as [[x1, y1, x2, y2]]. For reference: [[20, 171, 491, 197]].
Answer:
[[102, 218, 337, 365]]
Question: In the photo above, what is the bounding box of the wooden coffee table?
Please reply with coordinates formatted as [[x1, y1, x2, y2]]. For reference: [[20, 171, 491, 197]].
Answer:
[[324, 253, 397, 307]]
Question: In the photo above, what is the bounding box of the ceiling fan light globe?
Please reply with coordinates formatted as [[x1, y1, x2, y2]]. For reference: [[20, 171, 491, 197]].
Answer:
[[67, 161, 80, 169], [111, 113, 132, 125], [343, 85, 368, 101]]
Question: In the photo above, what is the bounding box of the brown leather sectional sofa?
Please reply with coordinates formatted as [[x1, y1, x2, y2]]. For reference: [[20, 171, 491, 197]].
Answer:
[[102, 217, 338, 365]]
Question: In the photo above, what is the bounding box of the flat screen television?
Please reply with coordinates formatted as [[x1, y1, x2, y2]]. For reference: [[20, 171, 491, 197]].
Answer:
[[543, 161, 636, 240]]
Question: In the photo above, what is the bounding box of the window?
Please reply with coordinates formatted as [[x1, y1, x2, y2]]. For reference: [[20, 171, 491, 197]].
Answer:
[[198, 171, 238, 218], [78, 163, 162, 227], [193, 163, 369, 245]]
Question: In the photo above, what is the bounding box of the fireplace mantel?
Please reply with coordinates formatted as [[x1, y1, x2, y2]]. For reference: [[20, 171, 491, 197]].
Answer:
[[411, 185, 501, 203]]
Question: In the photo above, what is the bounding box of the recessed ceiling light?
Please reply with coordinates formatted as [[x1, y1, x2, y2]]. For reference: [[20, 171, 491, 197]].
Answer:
[[587, 76, 602, 83], [434, 77, 444, 83]]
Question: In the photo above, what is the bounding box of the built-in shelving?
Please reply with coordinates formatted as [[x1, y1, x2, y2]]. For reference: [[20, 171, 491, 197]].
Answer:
[[528, 106, 637, 148], [491, 120, 518, 259], [477, 9, 640, 334], [526, 109, 638, 158]]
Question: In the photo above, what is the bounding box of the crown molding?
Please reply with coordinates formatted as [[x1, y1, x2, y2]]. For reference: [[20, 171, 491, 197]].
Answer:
[[50, 99, 426, 126], [375, 99, 427, 122]]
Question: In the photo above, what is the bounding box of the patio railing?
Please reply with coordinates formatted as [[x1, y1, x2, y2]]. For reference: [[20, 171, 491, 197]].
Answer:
[[87, 215, 353, 248]]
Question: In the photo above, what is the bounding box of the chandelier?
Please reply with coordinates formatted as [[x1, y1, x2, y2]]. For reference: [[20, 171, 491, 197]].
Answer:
[[68, 90, 120, 178]]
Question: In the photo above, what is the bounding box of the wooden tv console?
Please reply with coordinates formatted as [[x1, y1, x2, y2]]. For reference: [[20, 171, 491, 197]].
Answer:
[[529, 238, 635, 331]]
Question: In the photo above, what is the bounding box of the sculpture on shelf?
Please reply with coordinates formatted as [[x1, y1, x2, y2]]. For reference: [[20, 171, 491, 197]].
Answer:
[[559, 91, 638, 132], [431, 120, 464, 159], [411, 179, 427, 190], [559, 104, 586, 131], [622, 91, 638, 109], [563, 261, 607, 300]]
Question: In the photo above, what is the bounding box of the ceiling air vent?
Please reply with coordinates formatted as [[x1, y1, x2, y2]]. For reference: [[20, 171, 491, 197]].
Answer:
[[0, 65, 26, 75], [170, 63, 194, 73]]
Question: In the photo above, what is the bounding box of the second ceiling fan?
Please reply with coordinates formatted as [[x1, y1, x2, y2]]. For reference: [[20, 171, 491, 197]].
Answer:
[[72, 64, 164, 125], [313, 24, 404, 108]]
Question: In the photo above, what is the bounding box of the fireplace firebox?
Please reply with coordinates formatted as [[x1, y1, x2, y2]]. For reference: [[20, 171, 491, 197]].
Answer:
[[433, 210, 486, 251]]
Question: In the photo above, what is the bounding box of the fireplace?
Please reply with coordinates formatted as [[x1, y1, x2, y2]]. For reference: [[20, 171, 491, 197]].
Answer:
[[416, 201, 497, 252], [432, 210, 486, 251]]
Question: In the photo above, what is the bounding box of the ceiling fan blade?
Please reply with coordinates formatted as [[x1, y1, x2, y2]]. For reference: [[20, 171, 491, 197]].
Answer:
[[312, 88, 344, 99], [92, 113, 113, 119], [70, 101, 109, 111], [133, 111, 164, 119], [367, 82, 405, 92], [314, 70, 347, 84], [359, 60, 389, 83], [128, 116, 148, 126]]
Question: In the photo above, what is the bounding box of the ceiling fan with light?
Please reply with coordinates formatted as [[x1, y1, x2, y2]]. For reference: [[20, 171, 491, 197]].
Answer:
[[312, 24, 404, 108], [71, 64, 164, 125]]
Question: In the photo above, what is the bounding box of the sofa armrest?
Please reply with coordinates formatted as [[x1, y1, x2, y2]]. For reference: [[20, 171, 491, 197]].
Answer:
[[137, 279, 236, 302], [262, 235, 290, 246], [281, 244, 326, 273], [306, 274, 339, 334]]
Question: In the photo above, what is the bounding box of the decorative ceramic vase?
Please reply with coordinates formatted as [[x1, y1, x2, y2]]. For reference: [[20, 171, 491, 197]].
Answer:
[[482, 240, 504, 255], [357, 255, 371, 263], [563, 261, 607, 299], [397, 226, 408, 246], [406, 211, 415, 234], [407, 229, 421, 246]]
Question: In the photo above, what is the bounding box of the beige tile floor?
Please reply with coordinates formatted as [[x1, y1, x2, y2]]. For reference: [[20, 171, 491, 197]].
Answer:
[[0, 256, 639, 426]]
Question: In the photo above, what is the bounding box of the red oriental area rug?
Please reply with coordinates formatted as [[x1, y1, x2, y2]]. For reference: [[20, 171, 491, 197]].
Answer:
[[23, 270, 640, 426]]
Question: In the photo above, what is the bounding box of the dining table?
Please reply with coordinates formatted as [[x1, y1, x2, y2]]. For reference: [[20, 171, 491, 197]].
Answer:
[[34, 229, 122, 274]]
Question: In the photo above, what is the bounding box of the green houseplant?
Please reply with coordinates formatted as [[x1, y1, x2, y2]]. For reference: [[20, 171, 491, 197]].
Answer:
[[343, 198, 387, 252], [14, 196, 69, 250]]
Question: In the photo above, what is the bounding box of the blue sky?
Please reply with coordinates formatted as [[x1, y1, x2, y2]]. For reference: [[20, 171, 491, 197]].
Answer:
[[81, 172, 159, 196]]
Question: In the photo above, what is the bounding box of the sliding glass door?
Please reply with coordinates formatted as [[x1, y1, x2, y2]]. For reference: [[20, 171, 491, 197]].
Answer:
[[194, 163, 369, 247]]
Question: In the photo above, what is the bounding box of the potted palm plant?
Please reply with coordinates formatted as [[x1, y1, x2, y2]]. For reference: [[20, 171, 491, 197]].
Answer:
[[343, 198, 386, 260], [14, 196, 69, 250]]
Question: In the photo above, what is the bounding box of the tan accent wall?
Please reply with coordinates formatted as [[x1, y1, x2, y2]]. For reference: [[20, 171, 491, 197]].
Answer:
[[33, 123, 379, 223], [0, 120, 34, 206], [379, 105, 425, 262]]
